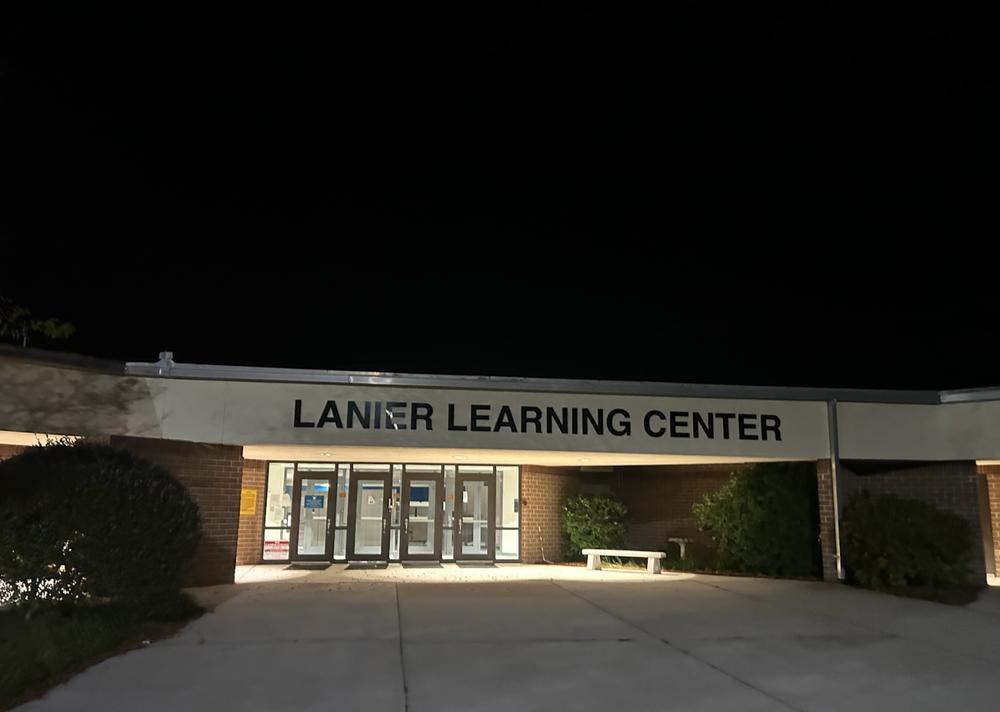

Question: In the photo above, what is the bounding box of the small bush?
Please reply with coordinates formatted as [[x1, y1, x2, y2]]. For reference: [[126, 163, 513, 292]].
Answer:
[[561, 494, 628, 559], [841, 492, 973, 590], [692, 461, 820, 577], [0, 442, 201, 608]]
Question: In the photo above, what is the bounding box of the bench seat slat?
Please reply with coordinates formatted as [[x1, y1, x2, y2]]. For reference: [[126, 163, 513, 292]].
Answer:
[[581, 549, 665, 559]]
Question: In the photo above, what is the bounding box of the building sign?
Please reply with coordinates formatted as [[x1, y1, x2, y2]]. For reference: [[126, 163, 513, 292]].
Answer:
[[303, 494, 325, 509], [138, 379, 834, 459], [239, 488, 257, 515], [293, 399, 784, 441], [11, 350, 1000, 463]]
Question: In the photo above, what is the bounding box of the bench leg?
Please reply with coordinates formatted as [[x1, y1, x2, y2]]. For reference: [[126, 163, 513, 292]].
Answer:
[[679, 541, 686, 560], [648, 557, 661, 575], [587, 553, 601, 570]]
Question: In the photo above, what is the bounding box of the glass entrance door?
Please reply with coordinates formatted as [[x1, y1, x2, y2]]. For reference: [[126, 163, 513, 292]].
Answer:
[[346, 466, 391, 561], [400, 465, 443, 560], [454, 469, 496, 561], [291, 470, 333, 561]]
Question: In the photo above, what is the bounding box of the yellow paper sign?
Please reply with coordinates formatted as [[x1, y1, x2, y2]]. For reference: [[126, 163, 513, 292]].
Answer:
[[240, 488, 257, 515]]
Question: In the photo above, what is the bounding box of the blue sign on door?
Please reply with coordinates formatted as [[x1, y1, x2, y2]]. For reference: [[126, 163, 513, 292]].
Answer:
[[303, 495, 325, 509]]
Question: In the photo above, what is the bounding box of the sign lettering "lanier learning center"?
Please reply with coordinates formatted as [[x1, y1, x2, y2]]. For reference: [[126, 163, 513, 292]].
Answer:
[[293, 400, 782, 441]]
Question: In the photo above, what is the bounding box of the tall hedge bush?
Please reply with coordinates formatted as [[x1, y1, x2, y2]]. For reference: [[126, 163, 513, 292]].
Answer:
[[561, 494, 628, 559], [841, 492, 973, 590], [0, 442, 201, 608], [692, 461, 820, 577]]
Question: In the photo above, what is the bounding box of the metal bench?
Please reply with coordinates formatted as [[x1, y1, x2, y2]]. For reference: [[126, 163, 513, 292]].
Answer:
[[582, 548, 666, 575]]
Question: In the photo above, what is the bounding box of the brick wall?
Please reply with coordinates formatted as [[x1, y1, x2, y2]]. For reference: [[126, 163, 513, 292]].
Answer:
[[236, 460, 267, 565], [838, 460, 988, 583], [109, 436, 243, 586], [815, 459, 839, 582], [520, 463, 740, 562], [976, 465, 1000, 576], [616, 463, 735, 553], [520, 466, 583, 562]]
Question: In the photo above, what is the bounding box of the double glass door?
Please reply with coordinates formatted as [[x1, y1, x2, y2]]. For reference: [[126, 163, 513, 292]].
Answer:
[[345, 465, 445, 561], [289, 463, 501, 563]]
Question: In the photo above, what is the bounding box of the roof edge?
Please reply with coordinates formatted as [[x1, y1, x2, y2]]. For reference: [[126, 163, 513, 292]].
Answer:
[[123, 359, 944, 404], [939, 387, 1000, 403], [4, 344, 994, 405]]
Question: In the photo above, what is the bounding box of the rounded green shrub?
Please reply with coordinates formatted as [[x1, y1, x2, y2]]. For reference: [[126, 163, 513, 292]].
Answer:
[[692, 461, 820, 577], [561, 494, 628, 559], [841, 492, 973, 590], [0, 441, 201, 608]]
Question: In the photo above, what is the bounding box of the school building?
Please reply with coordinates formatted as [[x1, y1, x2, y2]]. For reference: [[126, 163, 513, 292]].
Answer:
[[1, 345, 997, 586]]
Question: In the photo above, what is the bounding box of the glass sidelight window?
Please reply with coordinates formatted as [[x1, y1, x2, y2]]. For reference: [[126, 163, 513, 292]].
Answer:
[[333, 464, 349, 560], [442, 466, 456, 559], [496, 466, 520, 560], [263, 463, 294, 560], [390, 466, 402, 560]]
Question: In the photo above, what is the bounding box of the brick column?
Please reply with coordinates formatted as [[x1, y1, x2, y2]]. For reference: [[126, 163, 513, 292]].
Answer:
[[520, 466, 582, 563], [109, 436, 243, 586], [978, 465, 1000, 577], [816, 459, 840, 582], [236, 460, 267, 565]]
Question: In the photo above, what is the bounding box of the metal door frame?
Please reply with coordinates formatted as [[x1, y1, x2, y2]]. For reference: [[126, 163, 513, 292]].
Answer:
[[454, 467, 497, 562], [400, 465, 444, 561], [346, 466, 392, 561], [289, 464, 335, 562]]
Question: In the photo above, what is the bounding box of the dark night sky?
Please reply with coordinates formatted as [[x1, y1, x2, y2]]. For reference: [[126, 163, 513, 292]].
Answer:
[[2, 4, 995, 389]]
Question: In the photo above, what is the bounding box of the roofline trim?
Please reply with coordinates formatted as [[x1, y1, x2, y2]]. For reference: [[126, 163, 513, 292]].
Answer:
[[123, 360, 946, 404], [939, 387, 1000, 404], [3, 344, 995, 405]]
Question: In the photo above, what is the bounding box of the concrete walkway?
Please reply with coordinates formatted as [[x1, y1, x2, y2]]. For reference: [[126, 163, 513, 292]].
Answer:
[[19, 564, 1000, 711]]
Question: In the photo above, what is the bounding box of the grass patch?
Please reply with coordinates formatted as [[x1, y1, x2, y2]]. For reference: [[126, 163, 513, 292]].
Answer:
[[0, 593, 202, 710], [600, 557, 650, 571]]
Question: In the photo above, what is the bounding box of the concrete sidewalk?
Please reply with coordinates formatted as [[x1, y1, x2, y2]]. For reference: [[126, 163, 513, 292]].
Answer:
[[19, 565, 1000, 711]]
